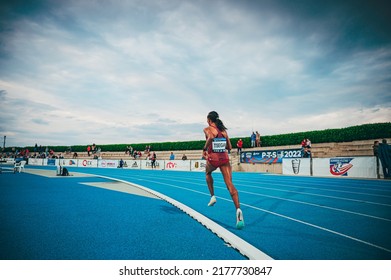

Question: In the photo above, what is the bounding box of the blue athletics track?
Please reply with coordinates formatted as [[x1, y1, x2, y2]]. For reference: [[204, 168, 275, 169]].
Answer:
[[0, 165, 390, 260]]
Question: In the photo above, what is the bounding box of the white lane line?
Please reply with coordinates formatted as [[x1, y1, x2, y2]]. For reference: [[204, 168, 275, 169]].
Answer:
[[126, 174, 391, 222], [241, 202, 391, 254], [93, 174, 273, 260], [112, 174, 391, 254], [235, 183, 391, 207], [238, 189, 391, 222], [128, 173, 391, 207], [236, 178, 391, 198], [238, 179, 391, 198]]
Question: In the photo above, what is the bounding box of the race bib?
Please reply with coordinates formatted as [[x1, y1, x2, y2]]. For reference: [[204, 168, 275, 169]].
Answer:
[[212, 138, 227, 153]]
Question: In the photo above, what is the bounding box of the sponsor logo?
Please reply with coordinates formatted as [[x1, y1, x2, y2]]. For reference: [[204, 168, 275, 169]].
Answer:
[[330, 158, 353, 176], [100, 160, 117, 168], [82, 160, 94, 167], [166, 162, 177, 169], [193, 161, 206, 169], [146, 161, 159, 167], [291, 159, 300, 174]]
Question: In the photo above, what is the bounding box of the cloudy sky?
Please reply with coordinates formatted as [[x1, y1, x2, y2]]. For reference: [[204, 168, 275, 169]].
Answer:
[[1, 0, 390, 147]]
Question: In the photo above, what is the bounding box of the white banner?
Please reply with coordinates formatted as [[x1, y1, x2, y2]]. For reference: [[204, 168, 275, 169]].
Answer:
[[164, 160, 191, 171], [282, 158, 311, 176], [190, 160, 207, 172], [58, 158, 78, 167], [77, 159, 98, 168], [313, 157, 377, 178], [27, 158, 44, 166], [98, 159, 118, 168], [140, 160, 165, 170], [123, 160, 141, 169]]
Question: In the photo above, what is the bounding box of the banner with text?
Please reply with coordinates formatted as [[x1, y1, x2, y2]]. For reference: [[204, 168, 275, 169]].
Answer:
[[164, 160, 191, 171], [190, 160, 207, 172], [312, 157, 377, 178], [27, 158, 44, 166], [241, 149, 303, 164], [57, 159, 78, 167], [140, 160, 165, 170], [97, 159, 118, 168], [77, 159, 98, 168]]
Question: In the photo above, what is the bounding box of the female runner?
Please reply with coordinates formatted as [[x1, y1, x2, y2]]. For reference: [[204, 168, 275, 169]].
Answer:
[[202, 111, 244, 229]]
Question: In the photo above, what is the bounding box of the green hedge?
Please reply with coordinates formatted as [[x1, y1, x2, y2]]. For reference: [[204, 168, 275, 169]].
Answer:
[[4, 122, 391, 153]]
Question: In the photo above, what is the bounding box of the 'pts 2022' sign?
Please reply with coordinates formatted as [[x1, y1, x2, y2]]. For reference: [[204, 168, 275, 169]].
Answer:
[[241, 149, 302, 164]]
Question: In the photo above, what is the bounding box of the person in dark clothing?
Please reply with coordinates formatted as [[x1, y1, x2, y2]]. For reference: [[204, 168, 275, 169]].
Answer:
[[373, 140, 379, 156], [378, 139, 391, 179]]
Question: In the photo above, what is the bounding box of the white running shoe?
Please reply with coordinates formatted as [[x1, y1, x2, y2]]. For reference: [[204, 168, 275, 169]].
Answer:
[[208, 195, 217, 206], [236, 208, 245, 229]]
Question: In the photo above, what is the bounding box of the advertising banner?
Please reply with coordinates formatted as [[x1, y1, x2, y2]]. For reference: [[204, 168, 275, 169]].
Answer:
[[190, 160, 207, 172], [98, 159, 118, 168], [77, 159, 98, 168], [28, 158, 44, 166], [57, 159, 78, 167], [241, 148, 302, 164], [282, 158, 311, 176], [123, 160, 141, 169], [312, 157, 377, 178], [140, 160, 165, 170], [46, 158, 56, 166], [164, 160, 191, 171]]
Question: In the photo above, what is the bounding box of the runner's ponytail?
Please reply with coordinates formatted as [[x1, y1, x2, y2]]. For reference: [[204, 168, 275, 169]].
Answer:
[[207, 111, 228, 131]]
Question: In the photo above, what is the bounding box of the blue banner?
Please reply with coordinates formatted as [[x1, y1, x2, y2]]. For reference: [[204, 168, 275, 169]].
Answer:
[[240, 148, 302, 164], [47, 158, 56, 166]]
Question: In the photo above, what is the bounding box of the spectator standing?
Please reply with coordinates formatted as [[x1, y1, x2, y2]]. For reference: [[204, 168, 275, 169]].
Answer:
[[306, 138, 312, 148], [373, 140, 379, 157], [237, 139, 243, 155], [378, 139, 391, 179], [373, 140, 380, 178], [87, 145, 91, 156], [301, 138, 307, 157], [129, 145, 133, 156], [301, 138, 306, 149], [91, 144, 97, 154], [256, 131, 261, 147], [301, 138, 311, 158], [250, 132, 256, 148], [151, 152, 157, 169]]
